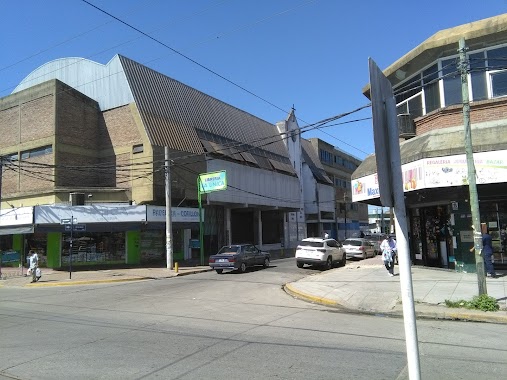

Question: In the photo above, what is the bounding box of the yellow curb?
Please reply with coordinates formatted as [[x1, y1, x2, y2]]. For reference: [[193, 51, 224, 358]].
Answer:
[[23, 277, 148, 287], [284, 282, 339, 307]]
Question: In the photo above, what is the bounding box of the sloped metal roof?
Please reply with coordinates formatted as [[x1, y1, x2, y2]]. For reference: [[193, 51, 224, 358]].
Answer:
[[301, 139, 333, 184], [119, 55, 290, 158]]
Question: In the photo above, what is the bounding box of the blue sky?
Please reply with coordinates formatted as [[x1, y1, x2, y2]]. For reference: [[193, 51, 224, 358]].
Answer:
[[1, 1, 506, 160]]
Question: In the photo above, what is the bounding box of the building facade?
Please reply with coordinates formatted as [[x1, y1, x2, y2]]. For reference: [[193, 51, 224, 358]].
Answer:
[[352, 14, 507, 272], [307, 138, 368, 240], [0, 55, 334, 268]]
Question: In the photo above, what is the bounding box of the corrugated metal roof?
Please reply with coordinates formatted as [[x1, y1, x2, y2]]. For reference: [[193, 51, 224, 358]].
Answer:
[[119, 55, 290, 159]]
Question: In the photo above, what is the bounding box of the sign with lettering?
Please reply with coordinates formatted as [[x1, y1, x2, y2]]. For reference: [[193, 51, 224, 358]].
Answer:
[[198, 170, 227, 193]]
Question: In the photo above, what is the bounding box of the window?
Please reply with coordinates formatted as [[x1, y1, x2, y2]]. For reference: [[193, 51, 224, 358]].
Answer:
[[442, 58, 461, 106], [21, 146, 52, 159], [423, 64, 441, 113], [319, 149, 333, 164], [470, 51, 487, 101], [132, 144, 144, 154], [4, 153, 18, 162]]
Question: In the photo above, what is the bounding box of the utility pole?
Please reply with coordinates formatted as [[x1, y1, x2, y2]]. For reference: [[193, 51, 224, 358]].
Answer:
[[458, 38, 487, 295], [165, 147, 173, 270], [343, 194, 348, 239]]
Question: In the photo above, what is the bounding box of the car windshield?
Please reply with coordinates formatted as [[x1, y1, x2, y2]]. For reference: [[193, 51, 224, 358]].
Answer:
[[217, 246, 241, 254], [343, 239, 362, 246], [299, 241, 324, 248]]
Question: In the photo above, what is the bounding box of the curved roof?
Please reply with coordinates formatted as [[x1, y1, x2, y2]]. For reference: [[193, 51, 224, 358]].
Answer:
[[363, 13, 507, 98], [13, 56, 134, 110]]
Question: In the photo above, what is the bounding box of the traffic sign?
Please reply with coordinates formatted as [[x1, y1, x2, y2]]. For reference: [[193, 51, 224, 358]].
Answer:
[[64, 224, 86, 232]]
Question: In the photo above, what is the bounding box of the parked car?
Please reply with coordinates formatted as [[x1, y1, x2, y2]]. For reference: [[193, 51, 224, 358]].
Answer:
[[295, 238, 346, 270], [365, 234, 383, 255], [209, 244, 270, 274], [342, 238, 376, 260]]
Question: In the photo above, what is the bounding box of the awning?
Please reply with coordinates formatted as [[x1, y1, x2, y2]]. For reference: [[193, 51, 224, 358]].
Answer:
[[0, 225, 34, 235]]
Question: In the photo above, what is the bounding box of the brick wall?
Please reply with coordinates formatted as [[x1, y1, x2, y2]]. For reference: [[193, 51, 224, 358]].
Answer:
[[415, 98, 507, 135]]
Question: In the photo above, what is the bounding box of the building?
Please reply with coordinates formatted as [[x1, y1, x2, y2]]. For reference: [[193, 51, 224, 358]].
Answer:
[[352, 14, 507, 271], [0, 55, 334, 268], [306, 138, 368, 240]]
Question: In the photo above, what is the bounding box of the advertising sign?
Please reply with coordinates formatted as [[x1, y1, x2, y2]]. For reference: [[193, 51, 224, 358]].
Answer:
[[198, 170, 227, 193]]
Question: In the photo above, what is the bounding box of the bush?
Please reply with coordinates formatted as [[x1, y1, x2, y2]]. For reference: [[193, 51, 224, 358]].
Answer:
[[445, 294, 499, 312]]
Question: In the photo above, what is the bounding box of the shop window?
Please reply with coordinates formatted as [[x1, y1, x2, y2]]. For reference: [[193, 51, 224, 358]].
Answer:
[[442, 58, 461, 106], [423, 64, 441, 113], [470, 51, 488, 101]]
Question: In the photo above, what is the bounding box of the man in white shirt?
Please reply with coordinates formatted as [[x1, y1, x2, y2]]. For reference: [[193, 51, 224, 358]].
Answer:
[[380, 235, 397, 276], [28, 251, 39, 283]]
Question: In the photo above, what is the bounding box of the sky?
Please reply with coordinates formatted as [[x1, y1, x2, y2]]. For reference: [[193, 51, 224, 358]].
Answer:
[[1, 0, 506, 161]]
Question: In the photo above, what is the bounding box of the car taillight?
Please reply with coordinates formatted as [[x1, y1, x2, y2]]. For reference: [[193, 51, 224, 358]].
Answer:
[[359, 246, 365, 251], [209, 258, 215, 263]]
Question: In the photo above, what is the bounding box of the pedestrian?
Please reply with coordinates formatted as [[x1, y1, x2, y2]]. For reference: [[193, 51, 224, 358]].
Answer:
[[28, 251, 39, 283], [380, 235, 397, 277], [471, 229, 496, 278]]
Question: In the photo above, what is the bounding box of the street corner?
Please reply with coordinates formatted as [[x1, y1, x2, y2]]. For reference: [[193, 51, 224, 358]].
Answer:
[[284, 282, 341, 307]]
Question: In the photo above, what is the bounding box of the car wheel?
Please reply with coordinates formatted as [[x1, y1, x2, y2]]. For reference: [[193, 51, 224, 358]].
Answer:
[[340, 254, 346, 267], [239, 262, 247, 273], [263, 257, 270, 268], [363, 251, 367, 260], [324, 256, 332, 270], [296, 261, 304, 268], [216, 269, 223, 274]]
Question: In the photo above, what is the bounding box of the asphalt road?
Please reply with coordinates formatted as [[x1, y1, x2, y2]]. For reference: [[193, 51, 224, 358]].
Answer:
[[1, 257, 506, 380]]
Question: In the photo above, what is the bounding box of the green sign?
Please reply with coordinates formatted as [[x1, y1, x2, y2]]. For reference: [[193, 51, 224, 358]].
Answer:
[[198, 170, 227, 193]]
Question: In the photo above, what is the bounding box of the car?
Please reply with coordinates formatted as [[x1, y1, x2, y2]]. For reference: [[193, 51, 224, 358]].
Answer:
[[365, 234, 383, 255], [209, 244, 270, 274], [295, 238, 346, 270], [342, 238, 376, 260]]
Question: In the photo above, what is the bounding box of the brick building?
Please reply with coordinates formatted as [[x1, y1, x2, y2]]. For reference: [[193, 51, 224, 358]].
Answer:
[[0, 55, 334, 268], [352, 14, 507, 271]]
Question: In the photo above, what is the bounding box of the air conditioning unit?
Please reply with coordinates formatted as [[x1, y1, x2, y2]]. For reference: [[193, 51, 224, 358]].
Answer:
[[397, 113, 416, 138], [69, 192, 85, 206]]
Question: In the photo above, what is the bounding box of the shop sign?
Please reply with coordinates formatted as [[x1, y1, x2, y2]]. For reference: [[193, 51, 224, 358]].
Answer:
[[353, 149, 507, 201], [198, 170, 227, 193], [147, 206, 202, 223], [35, 205, 146, 224]]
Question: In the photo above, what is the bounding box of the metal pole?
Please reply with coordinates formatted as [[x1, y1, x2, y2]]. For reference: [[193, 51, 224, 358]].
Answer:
[[459, 38, 487, 294], [386, 96, 421, 379], [344, 194, 347, 239], [165, 147, 173, 270], [69, 214, 73, 279], [197, 177, 204, 266]]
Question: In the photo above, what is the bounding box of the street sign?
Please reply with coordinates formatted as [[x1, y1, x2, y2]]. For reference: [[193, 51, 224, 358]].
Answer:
[[64, 224, 86, 232], [60, 218, 77, 225], [198, 170, 227, 193]]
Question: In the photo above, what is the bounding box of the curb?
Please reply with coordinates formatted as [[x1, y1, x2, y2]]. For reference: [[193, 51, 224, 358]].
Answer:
[[23, 277, 149, 287], [284, 282, 507, 324]]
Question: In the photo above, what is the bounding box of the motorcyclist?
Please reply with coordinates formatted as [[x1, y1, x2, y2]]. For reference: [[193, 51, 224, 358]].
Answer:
[[380, 235, 397, 277]]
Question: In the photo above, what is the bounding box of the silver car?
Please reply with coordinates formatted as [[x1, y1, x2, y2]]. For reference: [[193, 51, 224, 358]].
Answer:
[[295, 238, 346, 270], [342, 238, 376, 260]]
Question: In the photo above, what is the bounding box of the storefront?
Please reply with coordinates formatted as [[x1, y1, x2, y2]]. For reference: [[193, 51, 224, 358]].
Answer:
[[353, 151, 507, 272]]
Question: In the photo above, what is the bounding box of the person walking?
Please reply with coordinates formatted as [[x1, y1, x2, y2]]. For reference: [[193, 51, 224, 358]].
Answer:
[[380, 235, 397, 277], [481, 230, 496, 278], [28, 251, 39, 283]]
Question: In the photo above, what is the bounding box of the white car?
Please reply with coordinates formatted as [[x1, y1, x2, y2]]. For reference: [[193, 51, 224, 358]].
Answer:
[[295, 238, 346, 270], [342, 238, 376, 260]]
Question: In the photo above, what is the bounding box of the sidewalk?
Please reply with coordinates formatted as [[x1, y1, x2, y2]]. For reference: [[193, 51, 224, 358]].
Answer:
[[0, 262, 212, 287], [2, 256, 506, 324], [285, 260, 507, 324]]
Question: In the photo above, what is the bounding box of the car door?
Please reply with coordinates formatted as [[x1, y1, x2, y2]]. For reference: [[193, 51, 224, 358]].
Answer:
[[243, 245, 255, 266], [327, 239, 339, 262]]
